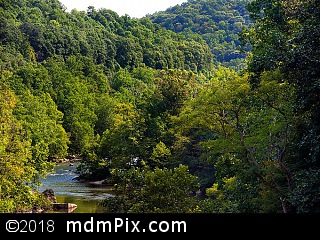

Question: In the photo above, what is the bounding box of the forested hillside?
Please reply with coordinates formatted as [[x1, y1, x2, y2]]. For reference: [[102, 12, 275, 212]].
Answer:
[[0, 0, 319, 214], [149, 0, 253, 70]]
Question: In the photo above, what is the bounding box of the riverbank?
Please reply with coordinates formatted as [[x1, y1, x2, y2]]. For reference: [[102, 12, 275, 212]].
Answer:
[[39, 162, 114, 213], [51, 155, 111, 186], [51, 154, 82, 164]]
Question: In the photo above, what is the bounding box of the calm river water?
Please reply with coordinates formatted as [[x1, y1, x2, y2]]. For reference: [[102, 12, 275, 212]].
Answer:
[[39, 162, 114, 213]]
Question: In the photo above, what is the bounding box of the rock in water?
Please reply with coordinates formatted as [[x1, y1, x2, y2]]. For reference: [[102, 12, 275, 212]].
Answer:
[[42, 188, 57, 203]]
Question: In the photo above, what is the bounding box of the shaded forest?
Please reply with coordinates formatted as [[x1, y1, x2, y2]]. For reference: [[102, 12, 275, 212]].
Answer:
[[0, 0, 319, 214]]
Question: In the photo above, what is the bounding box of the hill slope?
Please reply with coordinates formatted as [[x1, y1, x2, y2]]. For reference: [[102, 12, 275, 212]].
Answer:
[[0, 0, 214, 73], [148, 0, 253, 70]]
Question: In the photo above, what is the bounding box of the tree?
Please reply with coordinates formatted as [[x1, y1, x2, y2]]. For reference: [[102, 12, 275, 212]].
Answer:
[[101, 164, 200, 213], [174, 67, 296, 212], [0, 82, 49, 212], [243, 0, 320, 212], [13, 90, 69, 163], [98, 101, 146, 169]]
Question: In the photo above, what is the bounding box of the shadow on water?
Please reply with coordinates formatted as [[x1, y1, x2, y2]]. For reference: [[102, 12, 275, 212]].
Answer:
[[39, 162, 114, 213]]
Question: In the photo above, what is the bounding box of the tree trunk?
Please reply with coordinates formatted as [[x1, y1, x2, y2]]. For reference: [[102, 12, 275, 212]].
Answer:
[[280, 198, 296, 213]]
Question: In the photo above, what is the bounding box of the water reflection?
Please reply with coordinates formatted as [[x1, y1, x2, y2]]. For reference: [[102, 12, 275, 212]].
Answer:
[[39, 162, 114, 213]]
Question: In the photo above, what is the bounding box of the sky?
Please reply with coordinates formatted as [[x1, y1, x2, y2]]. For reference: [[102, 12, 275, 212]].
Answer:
[[58, 0, 187, 18]]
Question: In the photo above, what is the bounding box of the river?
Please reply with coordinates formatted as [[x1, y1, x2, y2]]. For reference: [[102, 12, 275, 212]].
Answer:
[[39, 161, 114, 213]]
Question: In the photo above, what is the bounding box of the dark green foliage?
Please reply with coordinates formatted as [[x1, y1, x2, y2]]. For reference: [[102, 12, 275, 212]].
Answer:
[[0, 0, 214, 73], [100, 165, 200, 213], [243, 0, 320, 212], [1, 0, 318, 214], [149, 0, 253, 70]]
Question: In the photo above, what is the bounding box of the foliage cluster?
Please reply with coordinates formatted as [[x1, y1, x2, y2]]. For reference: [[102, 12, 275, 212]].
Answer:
[[149, 0, 253, 70], [0, 0, 319, 213]]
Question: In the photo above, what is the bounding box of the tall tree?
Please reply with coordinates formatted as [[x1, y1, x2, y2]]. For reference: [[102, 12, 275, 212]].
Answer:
[[243, 0, 320, 212], [101, 164, 200, 213], [0, 81, 49, 212], [174, 67, 295, 212]]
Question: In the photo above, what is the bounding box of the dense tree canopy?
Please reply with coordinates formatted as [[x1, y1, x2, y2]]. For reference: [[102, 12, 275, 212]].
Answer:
[[0, 0, 319, 214], [243, 0, 320, 212], [149, 0, 253, 70]]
